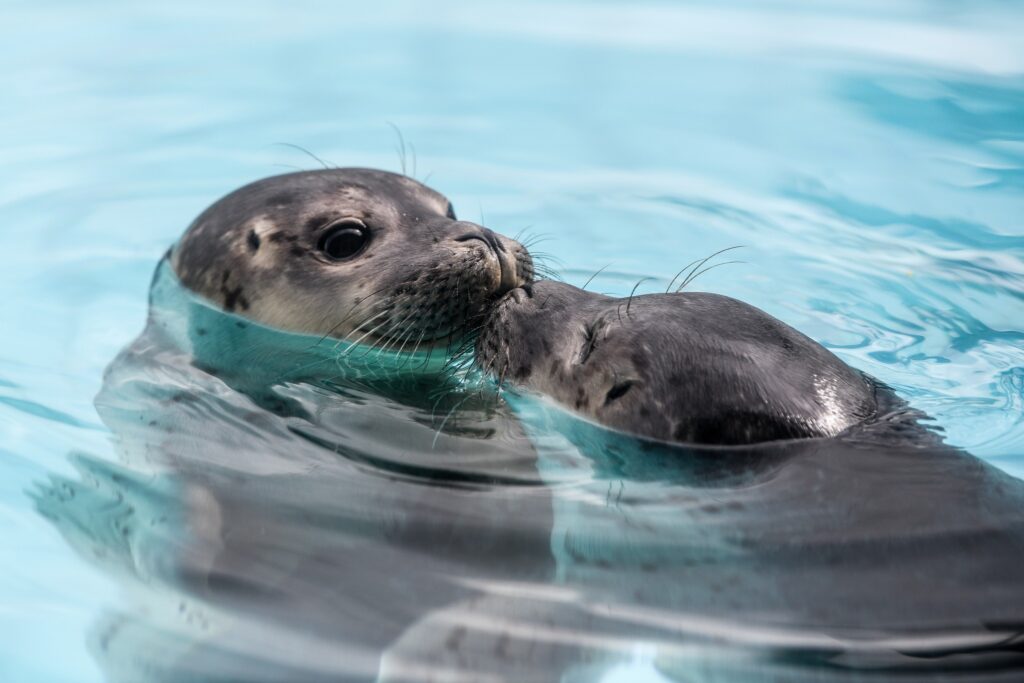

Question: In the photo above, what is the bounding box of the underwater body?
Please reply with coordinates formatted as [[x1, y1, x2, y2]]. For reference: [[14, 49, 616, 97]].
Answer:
[[3, 1, 1024, 682], [31, 258, 1024, 682]]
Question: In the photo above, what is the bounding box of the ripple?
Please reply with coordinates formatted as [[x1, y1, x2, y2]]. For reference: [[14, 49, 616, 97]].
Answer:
[[0, 396, 104, 431]]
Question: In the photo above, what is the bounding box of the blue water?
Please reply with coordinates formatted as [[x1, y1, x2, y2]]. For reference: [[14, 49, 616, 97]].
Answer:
[[2, 1, 1023, 681]]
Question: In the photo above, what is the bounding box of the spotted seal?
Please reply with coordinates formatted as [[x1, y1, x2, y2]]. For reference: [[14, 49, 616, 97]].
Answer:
[[476, 280, 878, 445], [171, 168, 533, 350]]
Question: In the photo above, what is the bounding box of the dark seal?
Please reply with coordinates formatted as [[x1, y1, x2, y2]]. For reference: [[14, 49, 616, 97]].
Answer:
[[476, 280, 878, 445]]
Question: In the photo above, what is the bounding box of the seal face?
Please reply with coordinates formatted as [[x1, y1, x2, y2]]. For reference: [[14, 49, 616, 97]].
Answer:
[[476, 280, 878, 445], [172, 169, 533, 349]]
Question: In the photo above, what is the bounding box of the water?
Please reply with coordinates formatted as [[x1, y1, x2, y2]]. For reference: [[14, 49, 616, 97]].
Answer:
[[2, 1, 1023, 681]]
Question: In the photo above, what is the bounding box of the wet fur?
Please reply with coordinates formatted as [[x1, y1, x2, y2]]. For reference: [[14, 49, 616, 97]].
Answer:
[[476, 280, 878, 445]]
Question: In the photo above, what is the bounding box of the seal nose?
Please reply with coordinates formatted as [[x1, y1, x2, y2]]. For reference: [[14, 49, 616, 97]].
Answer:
[[453, 224, 519, 293], [454, 226, 506, 255]]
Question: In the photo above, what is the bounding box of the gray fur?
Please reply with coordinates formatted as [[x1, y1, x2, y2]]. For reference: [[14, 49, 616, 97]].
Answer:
[[476, 280, 877, 445]]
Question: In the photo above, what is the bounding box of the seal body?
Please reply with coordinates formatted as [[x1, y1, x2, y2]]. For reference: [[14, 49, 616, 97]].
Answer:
[[172, 169, 533, 348], [33, 245, 1024, 682], [476, 280, 877, 445]]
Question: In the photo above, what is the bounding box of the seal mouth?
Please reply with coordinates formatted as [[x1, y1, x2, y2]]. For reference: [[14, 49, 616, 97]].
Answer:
[[502, 283, 535, 305]]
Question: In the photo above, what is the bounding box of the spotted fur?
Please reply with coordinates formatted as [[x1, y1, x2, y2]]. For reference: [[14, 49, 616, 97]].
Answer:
[[172, 169, 533, 349]]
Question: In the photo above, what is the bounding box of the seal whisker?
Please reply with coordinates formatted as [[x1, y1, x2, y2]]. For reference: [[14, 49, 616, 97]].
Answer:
[[314, 282, 395, 346], [520, 232, 554, 249], [497, 347, 512, 387], [343, 310, 409, 355], [365, 309, 420, 358], [581, 264, 612, 291], [431, 393, 477, 448], [340, 324, 389, 356], [397, 327, 434, 368], [331, 308, 390, 351], [442, 337, 479, 373], [272, 142, 332, 170], [665, 258, 704, 294], [677, 259, 746, 293], [513, 226, 533, 243], [530, 261, 562, 279], [336, 300, 391, 339], [446, 276, 466, 360], [674, 245, 745, 293], [442, 344, 475, 374], [391, 319, 428, 365], [347, 304, 390, 334], [384, 321, 418, 359], [626, 277, 654, 319], [525, 250, 564, 266], [403, 325, 432, 368], [418, 332, 442, 370], [387, 122, 409, 176]]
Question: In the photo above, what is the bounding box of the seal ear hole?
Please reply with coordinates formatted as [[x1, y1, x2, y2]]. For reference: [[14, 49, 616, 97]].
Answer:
[[318, 220, 370, 260], [603, 380, 635, 406]]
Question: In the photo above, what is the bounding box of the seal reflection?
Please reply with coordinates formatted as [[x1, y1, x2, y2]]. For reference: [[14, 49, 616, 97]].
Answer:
[[34, 260, 554, 683], [32, 261, 1024, 682]]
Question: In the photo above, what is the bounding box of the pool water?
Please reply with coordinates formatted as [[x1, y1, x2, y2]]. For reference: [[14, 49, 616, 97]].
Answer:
[[2, 1, 1023, 682]]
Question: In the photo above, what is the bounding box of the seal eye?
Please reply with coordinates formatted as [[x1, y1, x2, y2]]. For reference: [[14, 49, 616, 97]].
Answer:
[[319, 220, 369, 260], [446, 203, 457, 220]]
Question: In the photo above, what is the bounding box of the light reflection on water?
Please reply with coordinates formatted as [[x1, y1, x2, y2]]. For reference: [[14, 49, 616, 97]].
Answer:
[[1, 1, 1023, 681]]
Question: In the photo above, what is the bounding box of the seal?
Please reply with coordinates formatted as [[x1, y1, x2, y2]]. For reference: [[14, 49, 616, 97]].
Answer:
[[172, 168, 533, 349], [475, 280, 878, 445]]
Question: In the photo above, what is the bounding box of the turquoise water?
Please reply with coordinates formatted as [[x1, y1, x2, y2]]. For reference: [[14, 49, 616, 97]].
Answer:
[[2, 1, 1023, 681]]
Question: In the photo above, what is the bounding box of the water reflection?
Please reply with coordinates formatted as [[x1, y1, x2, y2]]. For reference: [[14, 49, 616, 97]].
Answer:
[[33, 259, 1024, 681], [35, 260, 554, 682]]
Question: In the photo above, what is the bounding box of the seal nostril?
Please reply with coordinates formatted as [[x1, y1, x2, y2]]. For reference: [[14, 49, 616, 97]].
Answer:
[[480, 227, 507, 254], [454, 233, 492, 252], [520, 283, 534, 298], [455, 227, 518, 294], [455, 229, 507, 256]]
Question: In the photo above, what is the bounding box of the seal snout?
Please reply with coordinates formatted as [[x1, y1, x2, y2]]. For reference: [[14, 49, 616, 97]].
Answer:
[[454, 227, 505, 253], [454, 225, 526, 296]]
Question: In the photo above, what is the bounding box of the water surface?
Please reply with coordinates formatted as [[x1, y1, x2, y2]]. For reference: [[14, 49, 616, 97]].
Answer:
[[2, 1, 1023, 681]]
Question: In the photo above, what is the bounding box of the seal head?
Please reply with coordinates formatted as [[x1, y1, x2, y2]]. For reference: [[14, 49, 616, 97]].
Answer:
[[476, 280, 877, 445], [172, 169, 533, 348]]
